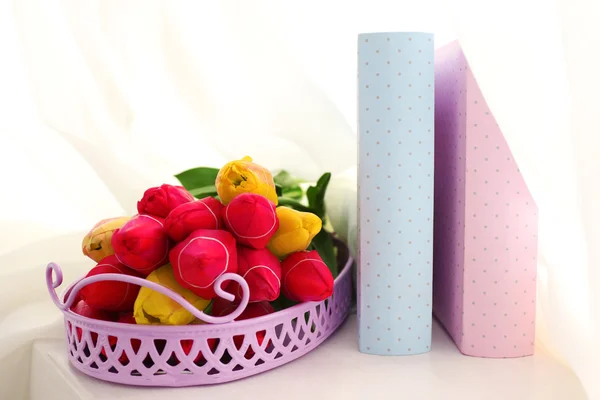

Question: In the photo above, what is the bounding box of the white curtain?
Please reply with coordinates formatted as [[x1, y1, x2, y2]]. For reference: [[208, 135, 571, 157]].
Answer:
[[0, 0, 597, 398]]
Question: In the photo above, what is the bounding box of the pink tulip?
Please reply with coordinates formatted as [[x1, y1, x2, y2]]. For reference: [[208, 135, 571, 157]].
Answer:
[[222, 193, 278, 249], [281, 250, 334, 302], [111, 214, 170, 275], [79, 255, 144, 311], [137, 184, 194, 218], [169, 229, 238, 299], [229, 246, 281, 302], [164, 197, 224, 242]]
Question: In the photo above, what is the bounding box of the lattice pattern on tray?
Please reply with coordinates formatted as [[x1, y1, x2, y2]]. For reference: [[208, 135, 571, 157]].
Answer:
[[60, 251, 352, 386]]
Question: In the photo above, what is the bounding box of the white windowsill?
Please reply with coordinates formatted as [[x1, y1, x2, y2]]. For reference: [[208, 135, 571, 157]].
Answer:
[[29, 315, 587, 400]]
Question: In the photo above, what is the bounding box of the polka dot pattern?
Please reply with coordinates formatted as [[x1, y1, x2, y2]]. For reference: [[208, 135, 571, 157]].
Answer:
[[433, 42, 537, 358], [357, 32, 434, 356]]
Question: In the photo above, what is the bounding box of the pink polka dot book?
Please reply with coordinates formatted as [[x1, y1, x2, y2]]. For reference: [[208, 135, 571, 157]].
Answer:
[[432, 41, 538, 358]]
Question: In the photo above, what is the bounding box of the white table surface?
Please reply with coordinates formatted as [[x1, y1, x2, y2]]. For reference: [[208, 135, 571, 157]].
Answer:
[[29, 315, 588, 400]]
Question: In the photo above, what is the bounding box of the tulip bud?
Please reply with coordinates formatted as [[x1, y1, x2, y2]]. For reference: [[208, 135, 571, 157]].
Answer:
[[164, 197, 224, 242], [267, 207, 322, 258], [78, 255, 144, 312], [70, 300, 117, 342], [82, 216, 130, 262], [215, 156, 278, 205], [222, 193, 279, 249], [111, 214, 170, 275], [281, 250, 334, 302], [133, 264, 211, 325], [71, 299, 116, 321], [229, 246, 281, 302], [137, 184, 195, 218], [170, 229, 238, 299], [211, 298, 274, 358]]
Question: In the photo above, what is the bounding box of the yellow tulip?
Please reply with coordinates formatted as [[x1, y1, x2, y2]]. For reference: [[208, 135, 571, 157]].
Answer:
[[134, 264, 210, 325], [81, 216, 130, 262], [267, 207, 322, 258], [215, 156, 278, 205]]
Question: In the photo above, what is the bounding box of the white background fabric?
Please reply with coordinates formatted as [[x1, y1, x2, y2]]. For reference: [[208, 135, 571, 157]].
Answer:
[[0, 0, 598, 398]]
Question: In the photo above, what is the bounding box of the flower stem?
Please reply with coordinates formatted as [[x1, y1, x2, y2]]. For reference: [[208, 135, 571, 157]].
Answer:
[[276, 198, 313, 213]]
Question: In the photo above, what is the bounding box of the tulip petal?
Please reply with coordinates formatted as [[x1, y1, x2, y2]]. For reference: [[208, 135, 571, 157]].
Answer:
[[169, 229, 238, 299], [215, 157, 278, 205], [133, 264, 210, 325], [137, 184, 194, 218], [79, 255, 143, 312], [267, 229, 310, 258], [81, 216, 130, 262], [223, 193, 279, 249], [233, 246, 281, 302], [111, 214, 170, 275], [266, 206, 321, 258], [164, 197, 223, 242], [281, 250, 334, 302]]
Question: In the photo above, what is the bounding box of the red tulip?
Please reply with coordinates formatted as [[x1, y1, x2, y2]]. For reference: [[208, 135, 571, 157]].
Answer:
[[222, 193, 278, 249], [103, 312, 141, 364], [64, 284, 81, 306], [79, 255, 143, 311], [179, 338, 218, 363], [116, 312, 137, 325], [211, 298, 274, 358], [111, 214, 170, 275], [137, 184, 194, 218], [164, 197, 224, 242], [70, 300, 117, 343], [281, 250, 334, 302], [169, 229, 238, 299], [229, 246, 281, 302]]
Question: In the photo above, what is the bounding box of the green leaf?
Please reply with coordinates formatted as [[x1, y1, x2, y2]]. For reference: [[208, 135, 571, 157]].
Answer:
[[310, 230, 338, 277], [306, 172, 331, 219], [277, 198, 313, 213], [281, 186, 303, 200], [175, 167, 219, 191], [273, 170, 304, 188], [188, 185, 218, 198], [271, 295, 297, 311], [274, 170, 305, 200], [275, 184, 283, 197]]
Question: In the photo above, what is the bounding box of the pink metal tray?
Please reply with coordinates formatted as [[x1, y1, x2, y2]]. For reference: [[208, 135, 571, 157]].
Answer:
[[46, 242, 353, 387]]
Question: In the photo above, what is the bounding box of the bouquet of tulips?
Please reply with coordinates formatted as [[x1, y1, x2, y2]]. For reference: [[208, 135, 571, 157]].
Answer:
[[72, 156, 339, 338]]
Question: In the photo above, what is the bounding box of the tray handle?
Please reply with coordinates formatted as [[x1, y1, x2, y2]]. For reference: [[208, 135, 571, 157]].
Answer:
[[45, 262, 249, 324]]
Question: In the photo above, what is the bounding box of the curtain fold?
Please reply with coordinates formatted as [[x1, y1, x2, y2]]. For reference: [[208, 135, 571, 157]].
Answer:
[[1, 0, 597, 398]]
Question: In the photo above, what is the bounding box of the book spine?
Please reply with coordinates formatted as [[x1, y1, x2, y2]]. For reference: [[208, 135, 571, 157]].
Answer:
[[357, 32, 435, 355]]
